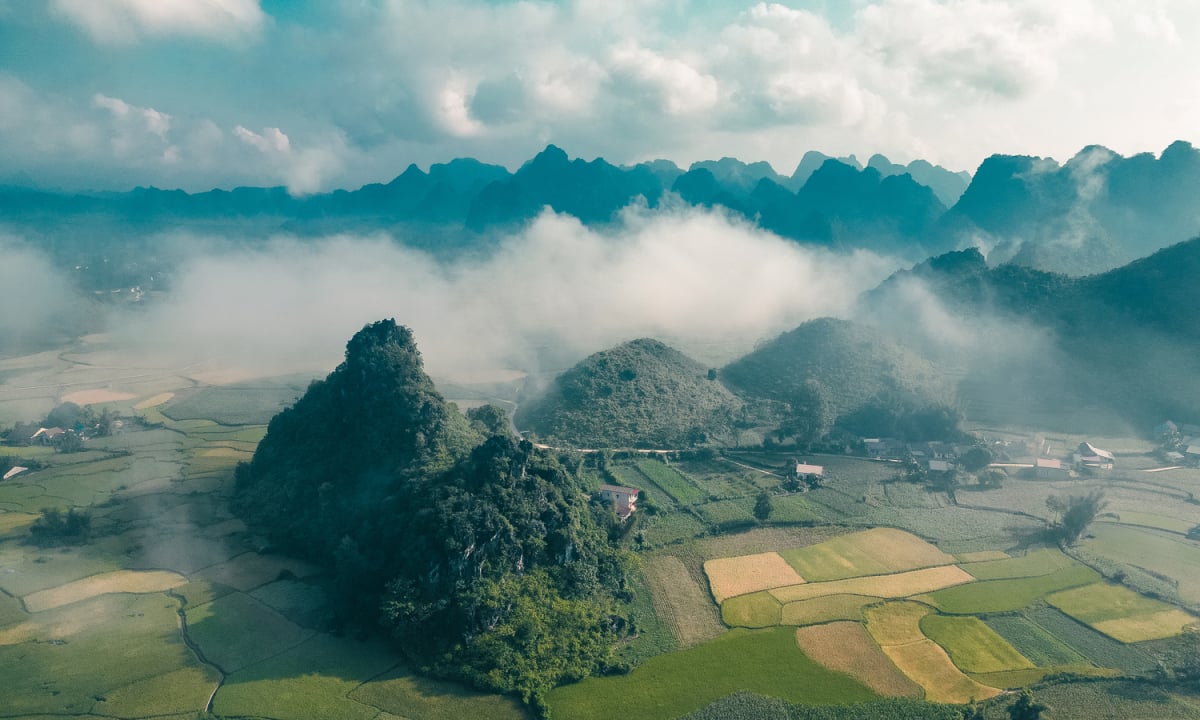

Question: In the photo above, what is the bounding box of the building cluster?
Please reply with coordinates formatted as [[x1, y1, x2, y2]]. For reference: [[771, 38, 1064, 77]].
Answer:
[[1155, 420, 1200, 467]]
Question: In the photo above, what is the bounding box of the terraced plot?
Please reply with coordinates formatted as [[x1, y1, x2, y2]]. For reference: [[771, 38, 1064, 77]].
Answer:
[[770, 565, 974, 604], [704, 551, 805, 602], [920, 614, 1033, 674], [780, 594, 879, 626], [795, 622, 921, 697], [1048, 582, 1198, 642], [22, 569, 186, 612], [779, 528, 955, 581], [916, 564, 1101, 614]]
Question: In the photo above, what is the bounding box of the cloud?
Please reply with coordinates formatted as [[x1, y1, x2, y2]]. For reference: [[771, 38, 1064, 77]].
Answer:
[[49, 0, 266, 45], [114, 204, 897, 381], [0, 236, 77, 347], [235, 125, 348, 195]]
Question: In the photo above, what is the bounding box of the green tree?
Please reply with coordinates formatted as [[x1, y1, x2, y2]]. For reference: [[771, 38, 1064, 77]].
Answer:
[[1052, 491, 1107, 544], [960, 446, 993, 473], [1007, 690, 1046, 720], [754, 490, 774, 522], [467, 404, 510, 436]]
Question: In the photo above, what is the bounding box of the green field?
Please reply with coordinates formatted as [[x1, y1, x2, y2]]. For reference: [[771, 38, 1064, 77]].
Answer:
[[636, 459, 707, 505], [1024, 607, 1157, 674], [920, 614, 1034, 673], [1079, 524, 1200, 604], [780, 594, 879, 626], [162, 383, 306, 425], [983, 613, 1091, 666], [959, 548, 1079, 580], [722, 591, 782, 628], [1047, 582, 1198, 642], [546, 627, 879, 720], [780, 527, 954, 582], [917, 565, 1102, 614]]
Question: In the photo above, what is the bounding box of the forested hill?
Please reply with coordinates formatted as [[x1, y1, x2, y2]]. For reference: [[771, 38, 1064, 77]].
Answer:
[[515, 338, 742, 448], [720, 318, 956, 441], [865, 237, 1200, 425], [232, 319, 633, 710]]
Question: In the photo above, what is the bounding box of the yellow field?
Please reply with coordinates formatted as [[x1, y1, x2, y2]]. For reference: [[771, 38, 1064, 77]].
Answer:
[[769, 566, 974, 604], [1093, 610, 1199, 643], [795, 622, 921, 698], [780, 528, 956, 581], [882, 640, 1001, 703], [0, 512, 38, 538], [956, 551, 1009, 562], [780, 594, 879, 626], [865, 601, 931, 646], [62, 389, 137, 405], [134, 392, 175, 409], [704, 551, 805, 603], [23, 570, 186, 612]]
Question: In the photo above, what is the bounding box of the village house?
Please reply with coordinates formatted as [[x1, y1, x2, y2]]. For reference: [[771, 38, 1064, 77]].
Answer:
[[1075, 442, 1114, 471], [598, 484, 639, 520], [928, 459, 953, 474], [1034, 457, 1071, 480], [1185, 445, 1200, 466], [795, 463, 824, 479], [30, 427, 66, 446], [864, 438, 904, 459]]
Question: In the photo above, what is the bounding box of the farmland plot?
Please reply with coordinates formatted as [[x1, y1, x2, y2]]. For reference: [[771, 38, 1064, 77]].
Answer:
[[779, 527, 955, 581], [770, 565, 974, 604], [636, 459, 707, 505], [1048, 582, 1199, 642], [917, 564, 1101, 614], [704, 551, 805, 602], [780, 594, 880, 626], [795, 622, 921, 697], [919, 614, 1034, 674]]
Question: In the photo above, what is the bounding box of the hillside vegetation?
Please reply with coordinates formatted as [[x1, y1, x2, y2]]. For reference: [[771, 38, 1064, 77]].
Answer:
[[515, 338, 742, 448], [232, 320, 633, 710], [721, 318, 956, 440]]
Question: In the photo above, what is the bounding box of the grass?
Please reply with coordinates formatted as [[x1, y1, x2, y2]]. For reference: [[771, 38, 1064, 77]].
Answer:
[[350, 665, 529, 720], [919, 614, 1034, 673], [641, 554, 724, 647], [770, 566, 974, 604], [983, 613, 1091, 666], [780, 594, 879, 626], [916, 564, 1102, 614], [22, 569, 186, 612], [864, 601, 931, 646], [1024, 606, 1157, 674], [92, 666, 221, 717], [636, 459, 707, 505], [958, 548, 1079, 580], [1099, 512, 1195, 535], [1080, 524, 1200, 604], [721, 591, 782, 628], [545, 627, 879, 720], [213, 634, 399, 720], [618, 561, 678, 663], [0, 593, 196, 715], [185, 591, 314, 672], [697, 498, 756, 528], [794, 622, 921, 698], [779, 528, 956, 582], [704, 551, 805, 602], [956, 551, 1010, 562], [770, 494, 824, 522], [162, 384, 305, 425], [641, 511, 707, 546]]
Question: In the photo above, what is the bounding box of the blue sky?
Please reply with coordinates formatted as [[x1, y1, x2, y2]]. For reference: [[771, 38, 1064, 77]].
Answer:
[[1, 0, 1198, 193]]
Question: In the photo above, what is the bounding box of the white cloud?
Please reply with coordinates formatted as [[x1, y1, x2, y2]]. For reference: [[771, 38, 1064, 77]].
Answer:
[[50, 0, 266, 45], [234, 125, 290, 153], [235, 125, 347, 195]]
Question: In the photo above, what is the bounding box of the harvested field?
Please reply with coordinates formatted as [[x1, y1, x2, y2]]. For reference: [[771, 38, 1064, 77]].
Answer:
[[1080, 524, 1200, 604], [795, 622, 921, 697], [920, 614, 1034, 673], [722, 591, 781, 628], [917, 565, 1101, 614], [1093, 610, 1199, 643], [23, 569, 186, 612], [781, 594, 878, 626], [779, 528, 955, 581], [133, 392, 175, 409], [643, 555, 724, 646], [881, 640, 1001, 703], [61, 388, 137, 405], [959, 548, 1080, 580], [865, 601, 932, 646], [704, 551, 805, 602], [770, 566, 974, 604]]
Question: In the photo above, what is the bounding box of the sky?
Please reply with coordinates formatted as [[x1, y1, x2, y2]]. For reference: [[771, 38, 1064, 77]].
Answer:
[[1, 0, 1198, 194]]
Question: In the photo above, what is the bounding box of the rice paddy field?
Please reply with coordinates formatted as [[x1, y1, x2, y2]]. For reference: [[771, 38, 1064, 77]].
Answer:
[[0, 338, 531, 720], [5, 337, 1200, 720]]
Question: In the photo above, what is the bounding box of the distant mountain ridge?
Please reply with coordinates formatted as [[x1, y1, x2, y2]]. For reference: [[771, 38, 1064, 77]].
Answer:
[[4, 141, 1199, 278]]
